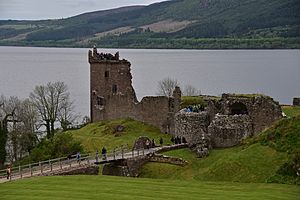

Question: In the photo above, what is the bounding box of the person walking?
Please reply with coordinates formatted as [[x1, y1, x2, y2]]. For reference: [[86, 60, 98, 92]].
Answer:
[[102, 147, 107, 160], [6, 165, 11, 180], [76, 152, 81, 164], [159, 137, 163, 146], [95, 149, 99, 163]]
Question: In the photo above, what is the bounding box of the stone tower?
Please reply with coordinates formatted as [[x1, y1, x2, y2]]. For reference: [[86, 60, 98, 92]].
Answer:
[[89, 47, 137, 122]]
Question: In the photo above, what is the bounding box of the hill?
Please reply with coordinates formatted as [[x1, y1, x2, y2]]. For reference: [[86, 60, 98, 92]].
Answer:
[[0, 0, 299, 49], [68, 118, 172, 152]]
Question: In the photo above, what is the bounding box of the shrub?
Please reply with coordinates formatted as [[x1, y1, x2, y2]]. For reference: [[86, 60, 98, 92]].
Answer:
[[20, 132, 83, 164]]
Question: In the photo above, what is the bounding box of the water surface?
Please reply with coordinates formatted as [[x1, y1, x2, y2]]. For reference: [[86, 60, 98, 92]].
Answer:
[[0, 46, 299, 117]]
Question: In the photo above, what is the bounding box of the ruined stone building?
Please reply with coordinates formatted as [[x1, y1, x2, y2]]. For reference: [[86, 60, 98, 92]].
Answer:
[[293, 97, 300, 106], [89, 47, 181, 134], [88, 48, 283, 156], [175, 94, 282, 156]]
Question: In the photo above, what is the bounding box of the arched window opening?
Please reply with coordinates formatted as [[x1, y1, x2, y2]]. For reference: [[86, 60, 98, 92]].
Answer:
[[230, 102, 248, 115], [105, 71, 109, 78], [96, 96, 104, 106], [112, 85, 117, 94]]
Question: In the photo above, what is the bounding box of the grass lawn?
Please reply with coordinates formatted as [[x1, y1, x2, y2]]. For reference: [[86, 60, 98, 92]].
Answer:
[[282, 106, 300, 117], [0, 175, 299, 200], [68, 119, 172, 152]]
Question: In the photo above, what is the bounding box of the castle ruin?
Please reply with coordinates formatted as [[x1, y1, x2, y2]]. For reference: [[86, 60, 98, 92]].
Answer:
[[89, 48, 283, 156], [175, 94, 282, 156], [89, 47, 181, 134]]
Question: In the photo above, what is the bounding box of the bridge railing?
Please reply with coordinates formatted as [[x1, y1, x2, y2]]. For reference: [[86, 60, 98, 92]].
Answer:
[[0, 145, 154, 181], [0, 153, 93, 181]]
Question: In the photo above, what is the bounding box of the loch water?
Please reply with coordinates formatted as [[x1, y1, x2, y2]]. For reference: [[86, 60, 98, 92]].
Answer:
[[0, 46, 299, 117]]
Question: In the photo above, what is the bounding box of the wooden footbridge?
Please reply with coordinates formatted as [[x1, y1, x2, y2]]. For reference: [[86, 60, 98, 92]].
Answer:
[[0, 144, 187, 183]]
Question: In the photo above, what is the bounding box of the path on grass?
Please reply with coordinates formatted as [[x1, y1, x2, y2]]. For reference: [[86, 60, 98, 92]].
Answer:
[[0, 144, 187, 183]]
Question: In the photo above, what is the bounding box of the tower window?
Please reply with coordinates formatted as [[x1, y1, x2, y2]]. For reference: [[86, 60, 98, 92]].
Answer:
[[96, 96, 104, 106], [112, 85, 117, 94], [105, 71, 109, 78]]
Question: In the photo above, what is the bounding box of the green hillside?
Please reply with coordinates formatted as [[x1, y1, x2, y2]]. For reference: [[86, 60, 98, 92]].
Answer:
[[1, 176, 299, 200], [67, 118, 172, 152], [0, 0, 299, 48], [140, 144, 287, 182], [141, 116, 300, 184]]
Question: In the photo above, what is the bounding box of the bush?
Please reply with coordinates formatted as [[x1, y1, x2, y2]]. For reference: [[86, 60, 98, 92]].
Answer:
[[20, 132, 83, 164]]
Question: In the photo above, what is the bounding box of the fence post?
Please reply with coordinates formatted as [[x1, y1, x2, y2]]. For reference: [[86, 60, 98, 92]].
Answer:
[[19, 165, 22, 179], [132, 150, 134, 158], [69, 158, 71, 168], [113, 149, 116, 160], [137, 149, 139, 156], [50, 161, 53, 172], [142, 148, 144, 156], [59, 158, 62, 170], [39, 162, 43, 174], [29, 164, 32, 177], [122, 148, 124, 159], [87, 156, 90, 165]]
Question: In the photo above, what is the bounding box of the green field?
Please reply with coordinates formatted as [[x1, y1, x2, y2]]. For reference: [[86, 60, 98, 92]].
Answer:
[[282, 106, 300, 117], [1, 175, 299, 200]]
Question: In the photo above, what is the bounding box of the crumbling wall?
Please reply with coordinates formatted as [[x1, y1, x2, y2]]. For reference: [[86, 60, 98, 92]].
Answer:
[[174, 110, 210, 145], [175, 93, 282, 151], [293, 97, 300, 106], [251, 96, 282, 134], [219, 94, 282, 135], [208, 114, 253, 148], [133, 96, 172, 133]]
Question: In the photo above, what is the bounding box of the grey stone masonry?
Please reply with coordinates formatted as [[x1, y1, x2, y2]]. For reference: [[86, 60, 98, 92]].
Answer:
[[293, 97, 300, 106]]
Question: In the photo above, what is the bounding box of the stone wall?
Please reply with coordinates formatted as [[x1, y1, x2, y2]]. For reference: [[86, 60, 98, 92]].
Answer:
[[293, 97, 300, 106], [148, 154, 188, 166], [218, 94, 282, 135], [102, 151, 188, 177], [174, 93, 282, 150], [102, 156, 149, 177], [208, 114, 253, 148], [43, 165, 99, 176], [174, 110, 210, 145], [89, 48, 181, 134]]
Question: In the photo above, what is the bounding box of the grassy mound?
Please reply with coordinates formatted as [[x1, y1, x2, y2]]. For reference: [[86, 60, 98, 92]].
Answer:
[[67, 118, 172, 152], [140, 144, 287, 183], [1, 176, 299, 200]]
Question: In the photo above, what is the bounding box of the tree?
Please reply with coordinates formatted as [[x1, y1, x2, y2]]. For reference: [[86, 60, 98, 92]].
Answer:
[[157, 77, 179, 97], [30, 82, 71, 138], [58, 95, 77, 131], [183, 84, 201, 96], [0, 96, 39, 163], [0, 96, 18, 168]]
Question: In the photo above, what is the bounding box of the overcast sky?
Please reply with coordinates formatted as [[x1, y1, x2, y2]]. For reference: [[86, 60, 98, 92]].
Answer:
[[0, 0, 166, 20]]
